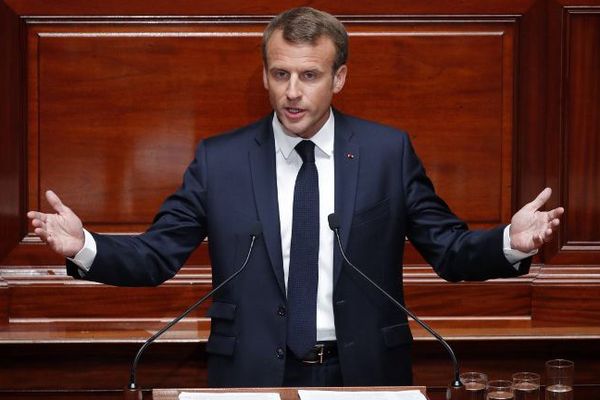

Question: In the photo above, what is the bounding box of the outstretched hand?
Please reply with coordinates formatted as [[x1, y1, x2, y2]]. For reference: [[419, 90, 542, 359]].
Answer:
[[27, 190, 85, 258], [510, 187, 564, 253]]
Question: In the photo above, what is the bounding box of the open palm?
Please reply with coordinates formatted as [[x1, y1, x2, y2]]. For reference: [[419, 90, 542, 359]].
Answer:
[[27, 190, 85, 257], [510, 188, 564, 253]]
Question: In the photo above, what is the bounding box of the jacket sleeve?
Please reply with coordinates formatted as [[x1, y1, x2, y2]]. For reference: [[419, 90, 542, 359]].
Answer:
[[401, 135, 531, 282], [66, 141, 209, 287]]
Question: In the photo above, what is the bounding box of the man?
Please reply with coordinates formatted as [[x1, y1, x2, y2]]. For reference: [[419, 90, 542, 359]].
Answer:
[[28, 7, 563, 388]]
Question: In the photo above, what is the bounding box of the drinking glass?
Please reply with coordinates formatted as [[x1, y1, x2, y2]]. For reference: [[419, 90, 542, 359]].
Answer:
[[460, 371, 488, 400], [545, 359, 574, 400], [487, 380, 514, 400], [513, 372, 540, 400]]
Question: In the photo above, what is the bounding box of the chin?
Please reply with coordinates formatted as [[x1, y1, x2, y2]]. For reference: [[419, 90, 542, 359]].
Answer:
[[281, 122, 307, 137]]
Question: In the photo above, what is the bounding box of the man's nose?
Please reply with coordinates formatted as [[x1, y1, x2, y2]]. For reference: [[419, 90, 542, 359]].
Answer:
[[285, 76, 301, 100]]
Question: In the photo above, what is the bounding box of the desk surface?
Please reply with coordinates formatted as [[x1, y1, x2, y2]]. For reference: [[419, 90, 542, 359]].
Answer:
[[3, 319, 600, 343], [152, 387, 429, 400]]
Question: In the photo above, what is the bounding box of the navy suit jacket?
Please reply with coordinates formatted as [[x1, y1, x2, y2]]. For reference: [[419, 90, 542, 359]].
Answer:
[[68, 110, 530, 387]]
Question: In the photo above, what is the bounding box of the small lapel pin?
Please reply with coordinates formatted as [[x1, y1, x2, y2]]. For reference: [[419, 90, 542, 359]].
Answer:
[[346, 153, 355, 159]]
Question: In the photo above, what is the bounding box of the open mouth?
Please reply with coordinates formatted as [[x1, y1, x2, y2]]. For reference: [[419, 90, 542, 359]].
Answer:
[[284, 107, 305, 120]]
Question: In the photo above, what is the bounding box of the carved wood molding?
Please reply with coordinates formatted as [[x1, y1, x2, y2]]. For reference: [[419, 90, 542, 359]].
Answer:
[[2, 264, 600, 328], [0, 276, 8, 327]]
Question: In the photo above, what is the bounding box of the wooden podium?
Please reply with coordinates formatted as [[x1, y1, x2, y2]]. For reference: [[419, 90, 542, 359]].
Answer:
[[153, 387, 429, 400]]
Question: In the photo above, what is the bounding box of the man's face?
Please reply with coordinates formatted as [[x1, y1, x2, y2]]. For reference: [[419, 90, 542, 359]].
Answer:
[[263, 30, 347, 139]]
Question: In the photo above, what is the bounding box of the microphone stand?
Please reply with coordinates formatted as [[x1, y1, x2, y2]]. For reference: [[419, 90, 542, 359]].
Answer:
[[125, 227, 261, 399], [328, 214, 463, 398]]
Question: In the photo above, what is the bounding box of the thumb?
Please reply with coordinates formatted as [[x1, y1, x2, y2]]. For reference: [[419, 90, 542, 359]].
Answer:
[[45, 190, 68, 214], [528, 187, 552, 211]]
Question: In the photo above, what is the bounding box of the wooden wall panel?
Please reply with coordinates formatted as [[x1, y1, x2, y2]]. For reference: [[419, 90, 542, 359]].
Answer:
[[546, 4, 600, 264], [515, 0, 547, 224], [0, 342, 209, 391], [405, 280, 531, 317], [532, 266, 600, 325], [4, 267, 212, 319], [564, 12, 600, 245], [338, 22, 515, 228], [32, 25, 269, 232], [5, 18, 518, 266], [0, 277, 7, 326], [1, 339, 599, 399], [0, 0, 544, 17], [0, 0, 24, 263]]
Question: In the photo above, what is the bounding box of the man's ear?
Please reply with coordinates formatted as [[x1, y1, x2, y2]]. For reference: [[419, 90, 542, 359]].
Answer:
[[333, 65, 347, 94], [262, 66, 269, 90]]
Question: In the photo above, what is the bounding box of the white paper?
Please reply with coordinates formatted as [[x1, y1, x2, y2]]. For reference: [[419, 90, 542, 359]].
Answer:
[[179, 392, 281, 400], [298, 389, 427, 400]]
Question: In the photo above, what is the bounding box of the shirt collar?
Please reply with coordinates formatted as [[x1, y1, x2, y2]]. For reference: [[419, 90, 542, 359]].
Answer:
[[272, 108, 335, 160]]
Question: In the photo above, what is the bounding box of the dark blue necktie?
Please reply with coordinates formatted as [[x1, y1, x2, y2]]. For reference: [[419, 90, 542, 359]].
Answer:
[[287, 140, 319, 359]]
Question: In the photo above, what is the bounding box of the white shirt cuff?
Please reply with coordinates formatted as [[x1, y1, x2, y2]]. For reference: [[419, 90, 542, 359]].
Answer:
[[67, 228, 97, 275], [503, 224, 537, 269]]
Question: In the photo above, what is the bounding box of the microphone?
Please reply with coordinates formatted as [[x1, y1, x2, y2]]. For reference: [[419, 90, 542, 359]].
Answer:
[[327, 214, 463, 396], [127, 223, 262, 394]]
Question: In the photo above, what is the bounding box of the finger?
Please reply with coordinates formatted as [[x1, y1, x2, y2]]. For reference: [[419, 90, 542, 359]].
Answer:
[[531, 234, 543, 248], [27, 211, 47, 221], [31, 219, 45, 229], [34, 227, 49, 242], [45, 190, 67, 214], [547, 207, 565, 220], [528, 187, 552, 211]]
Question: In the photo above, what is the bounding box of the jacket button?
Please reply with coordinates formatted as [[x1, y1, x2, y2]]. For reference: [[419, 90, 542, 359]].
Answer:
[[276, 347, 285, 359], [277, 306, 287, 317]]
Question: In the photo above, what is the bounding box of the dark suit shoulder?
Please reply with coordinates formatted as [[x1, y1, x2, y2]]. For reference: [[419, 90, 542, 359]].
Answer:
[[201, 115, 272, 150], [335, 111, 409, 144]]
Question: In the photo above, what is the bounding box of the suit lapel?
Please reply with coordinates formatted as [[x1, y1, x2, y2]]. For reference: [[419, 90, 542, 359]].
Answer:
[[333, 111, 359, 287], [249, 119, 286, 296]]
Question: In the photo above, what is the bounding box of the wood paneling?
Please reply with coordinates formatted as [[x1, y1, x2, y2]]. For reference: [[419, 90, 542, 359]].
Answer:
[[5, 17, 518, 265], [0, 342, 208, 391], [3, 267, 212, 319], [1, 327, 600, 398], [0, 0, 544, 17], [407, 283, 531, 317], [532, 266, 600, 325], [31, 24, 269, 231], [515, 0, 547, 228], [0, 0, 24, 263], [0, 277, 7, 326], [546, 4, 600, 264], [338, 22, 515, 227], [564, 12, 600, 245]]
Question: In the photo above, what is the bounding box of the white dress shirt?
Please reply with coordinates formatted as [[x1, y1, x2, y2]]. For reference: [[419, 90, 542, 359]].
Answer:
[[272, 109, 337, 341]]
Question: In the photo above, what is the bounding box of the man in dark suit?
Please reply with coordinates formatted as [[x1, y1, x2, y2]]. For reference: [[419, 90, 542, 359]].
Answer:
[[28, 7, 563, 388]]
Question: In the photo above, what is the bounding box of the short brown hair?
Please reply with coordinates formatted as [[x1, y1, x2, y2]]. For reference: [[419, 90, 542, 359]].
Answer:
[[262, 7, 348, 71]]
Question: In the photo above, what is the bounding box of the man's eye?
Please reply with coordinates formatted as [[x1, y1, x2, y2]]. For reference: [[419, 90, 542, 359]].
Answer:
[[303, 71, 317, 80], [273, 70, 288, 80]]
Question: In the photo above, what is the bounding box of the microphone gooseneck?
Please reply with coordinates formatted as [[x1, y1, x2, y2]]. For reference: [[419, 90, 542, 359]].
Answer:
[[327, 214, 462, 391], [128, 223, 262, 390]]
